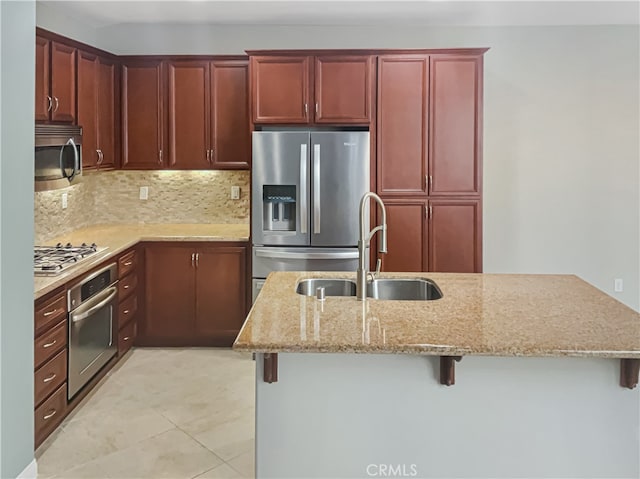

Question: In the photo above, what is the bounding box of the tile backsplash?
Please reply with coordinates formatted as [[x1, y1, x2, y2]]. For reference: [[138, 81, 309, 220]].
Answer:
[[35, 170, 250, 243]]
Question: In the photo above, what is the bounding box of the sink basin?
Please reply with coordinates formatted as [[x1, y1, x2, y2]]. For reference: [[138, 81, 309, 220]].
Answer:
[[295, 277, 442, 301], [295, 279, 357, 297], [366, 278, 443, 301]]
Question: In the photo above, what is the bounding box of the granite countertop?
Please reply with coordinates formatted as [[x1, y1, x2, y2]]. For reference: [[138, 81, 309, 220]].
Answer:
[[233, 271, 640, 358], [34, 223, 250, 300]]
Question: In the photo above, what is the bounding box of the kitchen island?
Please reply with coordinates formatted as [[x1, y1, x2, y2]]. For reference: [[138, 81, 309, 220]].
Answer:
[[234, 271, 640, 479]]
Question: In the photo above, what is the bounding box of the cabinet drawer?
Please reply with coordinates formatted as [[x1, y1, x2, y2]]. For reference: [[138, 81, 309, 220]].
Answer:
[[118, 320, 136, 356], [118, 273, 137, 300], [34, 319, 67, 369], [118, 250, 137, 278], [118, 293, 138, 329], [35, 382, 67, 447], [34, 349, 67, 407], [35, 292, 67, 335]]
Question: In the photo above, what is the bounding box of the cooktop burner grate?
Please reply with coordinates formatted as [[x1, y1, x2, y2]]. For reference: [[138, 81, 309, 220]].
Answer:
[[34, 243, 106, 276]]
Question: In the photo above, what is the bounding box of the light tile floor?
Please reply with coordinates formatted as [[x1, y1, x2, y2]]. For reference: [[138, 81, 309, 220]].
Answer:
[[36, 348, 256, 479]]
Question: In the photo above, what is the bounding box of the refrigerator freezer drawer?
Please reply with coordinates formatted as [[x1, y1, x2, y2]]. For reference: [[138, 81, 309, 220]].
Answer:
[[252, 247, 360, 278]]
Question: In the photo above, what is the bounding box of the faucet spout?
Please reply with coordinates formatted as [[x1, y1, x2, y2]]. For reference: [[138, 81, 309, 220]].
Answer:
[[357, 192, 388, 301]]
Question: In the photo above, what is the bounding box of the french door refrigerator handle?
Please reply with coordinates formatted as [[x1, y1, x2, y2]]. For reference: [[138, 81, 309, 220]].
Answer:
[[313, 144, 321, 234], [300, 144, 308, 234], [255, 250, 359, 260]]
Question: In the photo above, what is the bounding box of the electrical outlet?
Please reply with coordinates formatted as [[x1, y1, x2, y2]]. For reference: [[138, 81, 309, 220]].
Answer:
[[614, 278, 623, 293], [61, 192, 68, 209], [139, 186, 149, 200], [231, 186, 240, 200]]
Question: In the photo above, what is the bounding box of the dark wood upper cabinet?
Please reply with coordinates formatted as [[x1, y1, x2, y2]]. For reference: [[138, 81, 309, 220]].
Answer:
[[78, 53, 117, 170], [211, 60, 250, 169], [35, 36, 50, 122], [96, 58, 117, 170], [428, 198, 481, 273], [166, 60, 210, 169], [251, 54, 373, 125], [50, 42, 76, 123], [381, 199, 428, 272], [377, 56, 429, 196], [121, 61, 165, 169], [314, 56, 372, 123], [251, 56, 310, 124], [194, 245, 248, 343], [35, 38, 76, 123], [77, 51, 99, 169], [429, 54, 482, 196]]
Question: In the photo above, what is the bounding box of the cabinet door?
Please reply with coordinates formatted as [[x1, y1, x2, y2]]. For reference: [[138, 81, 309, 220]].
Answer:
[[377, 56, 428, 196], [121, 61, 164, 169], [166, 60, 210, 169], [35, 36, 50, 122], [50, 42, 76, 123], [211, 60, 250, 169], [314, 55, 373, 124], [381, 199, 428, 272], [97, 57, 116, 169], [251, 56, 310, 124], [429, 55, 482, 196], [77, 51, 99, 169], [195, 245, 247, 345], [429, 199, 481, 273], [142, 244, 196, 343]]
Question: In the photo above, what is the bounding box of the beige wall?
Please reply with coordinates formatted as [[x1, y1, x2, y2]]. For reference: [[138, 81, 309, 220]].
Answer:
[[34, 170, 250, 243]]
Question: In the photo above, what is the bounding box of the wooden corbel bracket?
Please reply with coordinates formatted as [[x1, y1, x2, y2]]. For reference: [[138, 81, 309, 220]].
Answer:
[[263, 353, 278, 383], [440, 356, 463, 386], [620, 359, 639, 389]]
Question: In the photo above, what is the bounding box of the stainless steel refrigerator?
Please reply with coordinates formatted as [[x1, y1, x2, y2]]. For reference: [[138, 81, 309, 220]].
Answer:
[[251, 130, 370, 301]]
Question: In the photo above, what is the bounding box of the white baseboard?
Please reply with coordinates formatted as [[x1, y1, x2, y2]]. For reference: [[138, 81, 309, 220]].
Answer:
[[16, 459, 37, 479]]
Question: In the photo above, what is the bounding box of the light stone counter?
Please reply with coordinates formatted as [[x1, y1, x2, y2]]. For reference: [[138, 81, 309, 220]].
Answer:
[[234, 271, 640, 358], [34, 223, 249, 300]]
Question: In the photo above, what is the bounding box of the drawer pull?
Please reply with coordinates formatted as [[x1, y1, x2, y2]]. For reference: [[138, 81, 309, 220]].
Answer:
[[123, 285, 130, 289], [43, 309, 59, 317], [123, 261, 133, 266], [43, 373, 57, 383], [43, 410, 57, 420], [42, 340, 57, 349], [123, 309, 130, 315], [123, 336, 130, 341]]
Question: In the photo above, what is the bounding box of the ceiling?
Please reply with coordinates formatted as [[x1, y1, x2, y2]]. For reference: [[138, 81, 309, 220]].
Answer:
[[37, 1, 640, 27]]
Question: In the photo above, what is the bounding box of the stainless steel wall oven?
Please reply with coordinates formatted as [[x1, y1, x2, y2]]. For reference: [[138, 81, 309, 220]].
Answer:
[[67, 263, 118, 399]]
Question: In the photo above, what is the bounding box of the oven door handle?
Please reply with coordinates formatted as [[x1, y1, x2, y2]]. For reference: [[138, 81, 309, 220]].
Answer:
[[71, 287, 118, 322]]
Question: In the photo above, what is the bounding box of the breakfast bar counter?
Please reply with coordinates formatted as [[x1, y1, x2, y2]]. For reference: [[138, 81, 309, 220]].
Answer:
[[234, 271, 640, 479], [234, 271, 640, 358]]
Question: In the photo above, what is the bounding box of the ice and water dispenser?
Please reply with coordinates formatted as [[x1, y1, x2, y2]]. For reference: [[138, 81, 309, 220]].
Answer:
[[262, 185, 296, 232]]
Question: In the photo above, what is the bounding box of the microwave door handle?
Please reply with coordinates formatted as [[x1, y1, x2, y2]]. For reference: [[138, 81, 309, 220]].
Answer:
[[60, 138, 79, 181]]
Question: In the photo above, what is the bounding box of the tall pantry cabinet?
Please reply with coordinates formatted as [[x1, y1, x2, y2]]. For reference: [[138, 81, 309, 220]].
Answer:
[[376, 50, 486, 273]]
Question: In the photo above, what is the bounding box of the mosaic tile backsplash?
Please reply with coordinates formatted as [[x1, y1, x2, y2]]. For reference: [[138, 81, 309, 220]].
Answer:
[[35, 170, 250, 243]]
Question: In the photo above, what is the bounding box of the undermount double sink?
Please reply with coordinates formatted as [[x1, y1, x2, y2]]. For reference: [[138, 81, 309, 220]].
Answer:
[[295, 277, 443, 301]]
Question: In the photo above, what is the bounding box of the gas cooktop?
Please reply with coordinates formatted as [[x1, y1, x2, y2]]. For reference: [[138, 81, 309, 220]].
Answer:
[[34, 243, 107, 276]]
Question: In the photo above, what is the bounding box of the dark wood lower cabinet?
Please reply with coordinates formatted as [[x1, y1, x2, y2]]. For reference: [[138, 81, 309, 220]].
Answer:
[[139, 242, 249, 347], [382, 199, 428, 272], [382, 198, 481, 273], [429, 198, 482, 273]]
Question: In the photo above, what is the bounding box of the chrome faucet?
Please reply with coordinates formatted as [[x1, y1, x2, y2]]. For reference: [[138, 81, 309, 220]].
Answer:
[[357, 192, 388, 301]]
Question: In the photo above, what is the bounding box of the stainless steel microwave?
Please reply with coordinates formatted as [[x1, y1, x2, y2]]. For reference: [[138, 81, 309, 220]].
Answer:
[[35, 125, 82, 191]]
